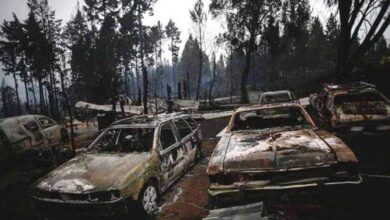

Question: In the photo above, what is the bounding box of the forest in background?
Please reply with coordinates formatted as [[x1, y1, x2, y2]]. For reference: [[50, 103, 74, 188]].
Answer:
[[0, 0, 390, 120]]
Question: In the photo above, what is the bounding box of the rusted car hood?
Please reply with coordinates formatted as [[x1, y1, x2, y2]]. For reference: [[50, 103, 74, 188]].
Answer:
[[37, 152, 149, 193], [223, 129, 337, 172]]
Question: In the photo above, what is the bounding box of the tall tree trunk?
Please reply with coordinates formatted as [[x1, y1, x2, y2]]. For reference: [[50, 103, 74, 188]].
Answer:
[[2, 91, 8, 117], [47, 77, 55, 118], [59, 69, 75, 155], [334, 1, 358, 76], [208, 55, 216, 105], [183, 81, 187, 99], [24, 80, 31, 113], [230, 48, 233, 103], [186, 71, 190, 99], [142, 65, 148, 114], [172, 62, 176, 93], [38, 79, 45, 114], [196, 35, 203, 100], [135, 58, 141, 105], [178, 82, 182, 99], [31, 80, 38, 113], [124, 65, 130, 97], [240, 49, 252, 103], [12, 72, 22, 115]]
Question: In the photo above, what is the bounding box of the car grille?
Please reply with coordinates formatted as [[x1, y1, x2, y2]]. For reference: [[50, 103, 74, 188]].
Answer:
[[36, 190, 89, 201]]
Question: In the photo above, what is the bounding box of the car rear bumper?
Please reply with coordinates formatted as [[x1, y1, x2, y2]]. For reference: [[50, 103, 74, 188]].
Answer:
[[208, 174, 363, 198], [33, 196, 129, 217], [333, 120, 390, 132]]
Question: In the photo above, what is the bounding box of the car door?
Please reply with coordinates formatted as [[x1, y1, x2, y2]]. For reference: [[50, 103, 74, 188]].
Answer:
[[36, 116, 61, 144], [184, 116, 201, 147], [172, 118, 196, 169], [20, 118, 45, 147], [159, 121, 182, 186], [316, 90, 328, 118]]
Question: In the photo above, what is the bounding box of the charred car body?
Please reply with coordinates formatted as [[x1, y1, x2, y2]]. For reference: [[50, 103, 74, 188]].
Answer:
[[33, 113, 202, 216], [258, 90, 297, 105], [0, 115, 62, 148], [310, 82, 390, 132], [207, 103, 361, 204], [0, 115, 65, 164]]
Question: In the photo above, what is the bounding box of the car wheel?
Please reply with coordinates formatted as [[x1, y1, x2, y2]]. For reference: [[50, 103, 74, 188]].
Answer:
[[139, 182, 159, 215]]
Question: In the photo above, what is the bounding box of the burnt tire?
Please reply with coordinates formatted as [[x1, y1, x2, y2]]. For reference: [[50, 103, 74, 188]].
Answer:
[[138, 180, 159, 216]]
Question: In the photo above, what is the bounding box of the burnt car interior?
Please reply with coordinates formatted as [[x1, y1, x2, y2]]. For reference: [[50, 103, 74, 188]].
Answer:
[[88, 128, 155, 153], [37, 117, 56, 129], [232, 107, 311, 131], [334, 91, 389, 114], [173, 118, 192, 138], [160, 123, 177, 150], [334, 91, 388, 105], [261, 93, 292, 104]]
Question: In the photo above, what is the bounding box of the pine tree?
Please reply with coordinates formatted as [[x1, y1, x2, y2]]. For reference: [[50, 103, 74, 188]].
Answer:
[[0, 15, 23, 114], [165, 19, 181, 93], [190, 0, 207, 100], [210, 0, 282, 103], [64, 7, 93, 102]]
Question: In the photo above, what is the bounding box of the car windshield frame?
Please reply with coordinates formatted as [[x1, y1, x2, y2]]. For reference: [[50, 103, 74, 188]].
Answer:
[[87, 126, 156, 154], [229, 106, 313, 133]]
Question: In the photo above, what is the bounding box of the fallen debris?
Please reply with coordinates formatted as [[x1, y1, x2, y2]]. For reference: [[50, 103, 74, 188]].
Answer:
[[203, 202, 269, 220]]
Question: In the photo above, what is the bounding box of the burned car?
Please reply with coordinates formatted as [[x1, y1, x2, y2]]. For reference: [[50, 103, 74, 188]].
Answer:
[[33, 113, 202, 216], [0, 115, 62, 149], [258, 90, 297, 105], [310, 82, 390, 131], [0, 115, 65, 164], [207, 103, 361, 204]]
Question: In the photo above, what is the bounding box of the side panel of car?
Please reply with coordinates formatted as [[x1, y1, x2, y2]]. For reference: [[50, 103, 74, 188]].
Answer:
[[35, 116, 61, 144], [19, 117, 45, 147], [159, 121, 184, 188], [172, 118, 198, 169], [123, 152, 162, 201]]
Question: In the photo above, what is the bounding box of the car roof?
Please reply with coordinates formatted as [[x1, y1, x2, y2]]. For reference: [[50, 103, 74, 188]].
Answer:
[[0, 114, 46, 125], [110, 112, 191, 128], [235, 102, 302, 113], [324, 82, 376, 93]]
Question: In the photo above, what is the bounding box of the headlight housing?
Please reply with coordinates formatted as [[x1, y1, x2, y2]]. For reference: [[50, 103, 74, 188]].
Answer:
[[88, 190, 122, 202]]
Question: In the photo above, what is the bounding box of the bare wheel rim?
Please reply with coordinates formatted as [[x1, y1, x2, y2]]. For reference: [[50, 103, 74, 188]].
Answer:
[[142, 185, 158, 214]]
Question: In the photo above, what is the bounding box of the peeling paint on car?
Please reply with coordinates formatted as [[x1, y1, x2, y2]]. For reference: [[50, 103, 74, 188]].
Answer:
[[207, 103, 360, 199], [34, 113, 202, 216]]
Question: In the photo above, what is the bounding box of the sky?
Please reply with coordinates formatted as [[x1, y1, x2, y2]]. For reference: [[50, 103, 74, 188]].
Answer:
[[0, 0, 389, 97]]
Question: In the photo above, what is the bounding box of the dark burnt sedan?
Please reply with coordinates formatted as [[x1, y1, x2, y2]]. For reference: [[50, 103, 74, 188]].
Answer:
[[207, 103, 361, 203], [309, 82, 390, 132]]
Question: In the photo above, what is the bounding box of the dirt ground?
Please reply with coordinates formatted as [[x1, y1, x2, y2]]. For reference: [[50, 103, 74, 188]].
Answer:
[[156, 117, 230, 220]]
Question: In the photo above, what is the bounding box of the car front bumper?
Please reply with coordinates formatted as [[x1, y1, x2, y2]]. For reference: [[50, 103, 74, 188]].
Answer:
[[33, 196, 129, 217], [332, 120, 390, 132], [208, 175, 363, 199]]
